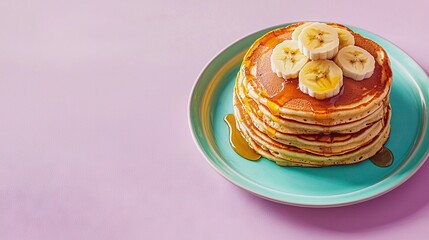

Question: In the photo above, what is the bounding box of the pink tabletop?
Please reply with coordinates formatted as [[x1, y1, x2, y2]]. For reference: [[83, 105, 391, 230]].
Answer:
[[1, 0, 428, 239]]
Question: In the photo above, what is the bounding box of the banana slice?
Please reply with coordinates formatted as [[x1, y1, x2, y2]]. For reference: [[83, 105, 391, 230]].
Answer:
[[298, 23, 339, 60], [334, 45, 375, 80], [292, 22, 313, 40], [271, 40, 308, 79], [335, 27, 355, 49], [299, 60, 343, 100]]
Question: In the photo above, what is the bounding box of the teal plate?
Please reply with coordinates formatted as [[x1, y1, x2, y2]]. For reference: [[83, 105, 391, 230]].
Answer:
[[189, 23, 429, 207]]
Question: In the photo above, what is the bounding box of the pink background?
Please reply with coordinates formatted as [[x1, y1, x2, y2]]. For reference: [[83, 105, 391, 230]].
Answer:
[[0, 0, 428, 239]]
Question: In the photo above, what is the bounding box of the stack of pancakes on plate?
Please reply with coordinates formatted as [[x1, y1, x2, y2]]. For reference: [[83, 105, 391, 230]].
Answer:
[[233, 23, 392, 167]]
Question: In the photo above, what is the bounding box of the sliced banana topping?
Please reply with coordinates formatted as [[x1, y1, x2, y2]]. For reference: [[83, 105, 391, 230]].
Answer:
[[298, 23, 339, 60], [271, 40, 308, 79], [291, 22, 313, 40], [270, 23, 374, 100], [299, 60, 343, 100], [335, 28, 355, 49], [334, 45, 375, 80]]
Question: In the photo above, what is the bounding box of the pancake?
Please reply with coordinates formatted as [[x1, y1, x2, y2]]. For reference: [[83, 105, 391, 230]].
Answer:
[[234, 92, 391, 166], [236, 69, 387, 134], [232, 22, 393, 167]]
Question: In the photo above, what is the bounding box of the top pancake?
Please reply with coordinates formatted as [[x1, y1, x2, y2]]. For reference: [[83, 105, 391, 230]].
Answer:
[[240, 23, 392, 125]]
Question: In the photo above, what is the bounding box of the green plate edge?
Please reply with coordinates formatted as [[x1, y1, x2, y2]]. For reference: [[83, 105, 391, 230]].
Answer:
[[189, 23, 429, 207]]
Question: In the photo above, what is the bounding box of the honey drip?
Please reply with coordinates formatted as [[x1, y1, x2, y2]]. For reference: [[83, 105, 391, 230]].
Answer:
[[224, 114, 261, 161], [370, 147, 393, 167]]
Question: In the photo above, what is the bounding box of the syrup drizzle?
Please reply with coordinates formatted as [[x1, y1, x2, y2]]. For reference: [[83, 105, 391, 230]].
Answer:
[[370, 147, 394, 167], [224, 114, 261, 161]]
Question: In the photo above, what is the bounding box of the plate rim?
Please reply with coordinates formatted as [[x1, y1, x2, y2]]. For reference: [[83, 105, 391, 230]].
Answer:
[[188, 22, 429, 207]]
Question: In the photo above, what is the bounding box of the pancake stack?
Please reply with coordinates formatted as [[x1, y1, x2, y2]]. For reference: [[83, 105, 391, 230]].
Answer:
[[233, 22, 392, 167]]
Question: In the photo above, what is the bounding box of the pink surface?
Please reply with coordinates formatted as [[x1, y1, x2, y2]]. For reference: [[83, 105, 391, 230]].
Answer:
[[0, 0, 428, 239]]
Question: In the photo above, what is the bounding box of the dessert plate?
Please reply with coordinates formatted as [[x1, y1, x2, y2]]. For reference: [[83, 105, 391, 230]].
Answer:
[[189, 23, 429, 207]]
